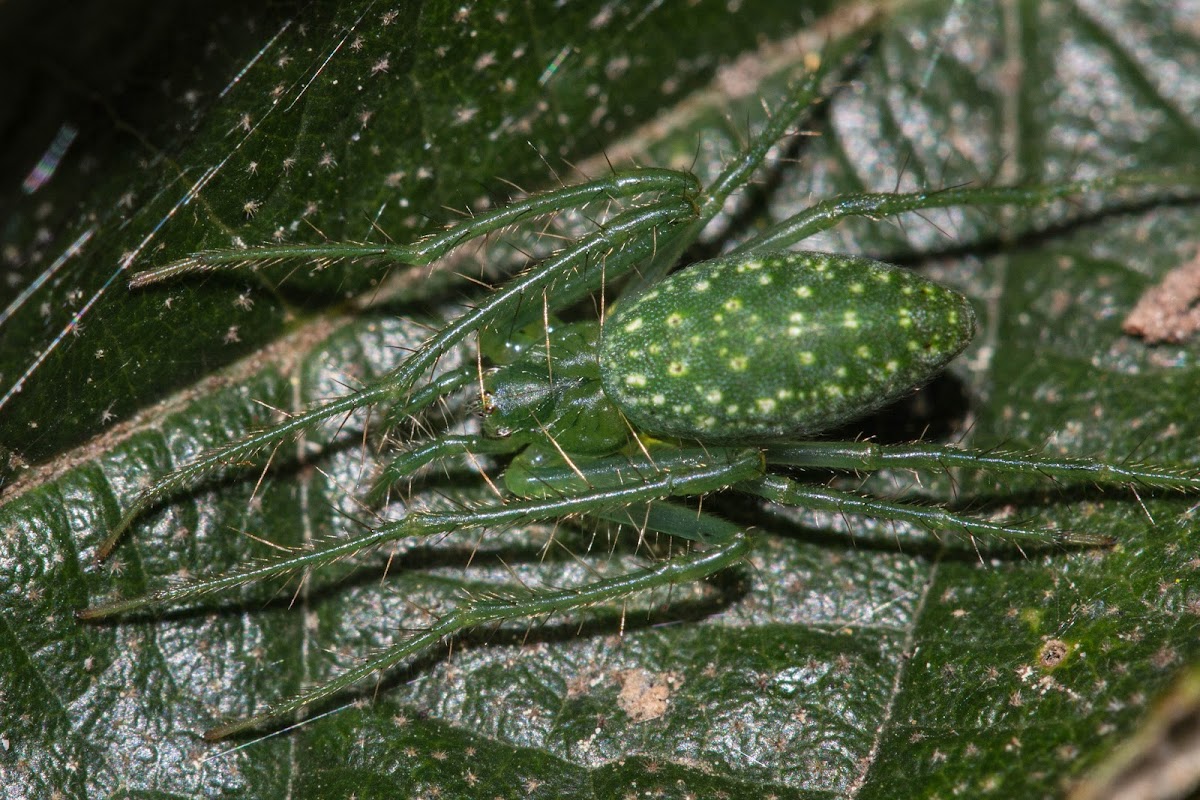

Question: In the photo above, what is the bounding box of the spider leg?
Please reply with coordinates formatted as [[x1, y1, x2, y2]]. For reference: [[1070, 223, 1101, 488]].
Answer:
[[738, 473, 1112, 547], [94, 362, 477, 562], [730, 170, 1200, 255], [128, 168, 699, 287], [592, 500, 749, 546], [368, 433, 524, 503], [766, 440, 1200, 493], [624, 31, 870, 296], [80, 447, 762, 619], [201, 521, 751, 740]]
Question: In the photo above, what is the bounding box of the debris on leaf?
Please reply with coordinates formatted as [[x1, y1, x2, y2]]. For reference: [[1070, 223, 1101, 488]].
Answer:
[[1122, 249, 1200, 344]]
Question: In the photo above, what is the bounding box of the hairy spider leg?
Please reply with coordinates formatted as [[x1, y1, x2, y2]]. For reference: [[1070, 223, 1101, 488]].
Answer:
[[767, 440, 1200, 493], [129, 169, 699, 288], [368, 434, 527, 505], [730, 169, 1200, 257], [202, 512, 752, 741], [80, 447, 764, 620]]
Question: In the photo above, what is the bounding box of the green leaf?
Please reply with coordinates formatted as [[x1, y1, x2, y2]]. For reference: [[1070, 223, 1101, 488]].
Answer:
[[3, 1, 1199, 798]]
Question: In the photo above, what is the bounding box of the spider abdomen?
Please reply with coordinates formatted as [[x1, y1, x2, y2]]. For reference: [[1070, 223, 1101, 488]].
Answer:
[[599, 251, 976, 442]]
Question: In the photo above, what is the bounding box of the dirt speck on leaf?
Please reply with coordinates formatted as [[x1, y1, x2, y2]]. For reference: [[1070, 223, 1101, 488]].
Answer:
[[1122, 249, 1200, 344], [1039, 639, 1070, 669], [616, 669, 682, 723]]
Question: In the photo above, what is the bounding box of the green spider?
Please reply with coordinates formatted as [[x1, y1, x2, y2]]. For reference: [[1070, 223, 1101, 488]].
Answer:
[[80, 41, 1200, 741]]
